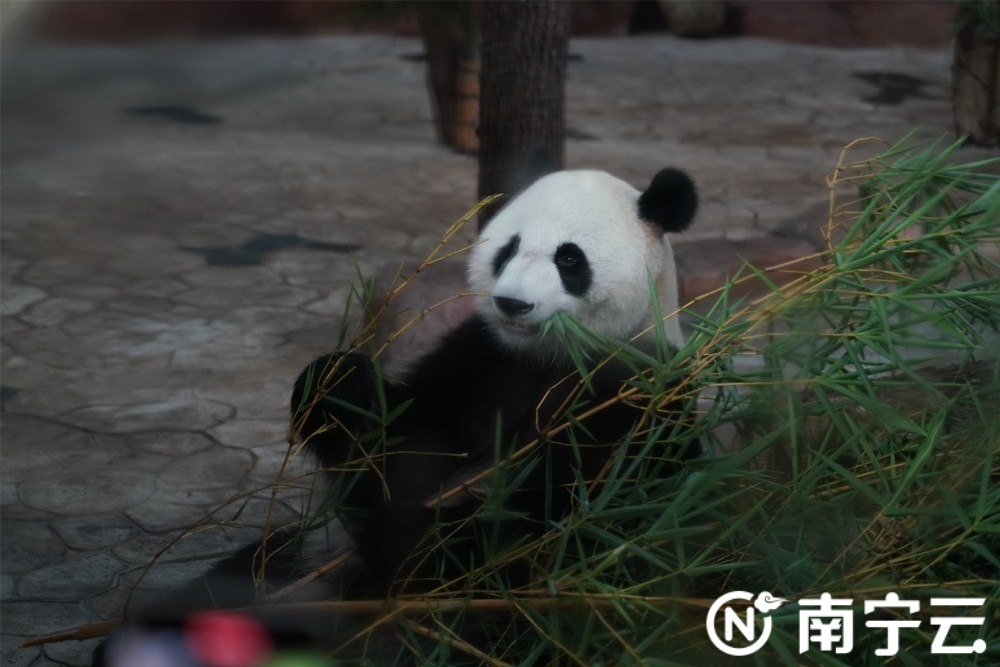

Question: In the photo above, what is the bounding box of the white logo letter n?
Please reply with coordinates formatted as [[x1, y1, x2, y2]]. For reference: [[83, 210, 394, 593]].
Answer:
[[725, 606, 756, 642]]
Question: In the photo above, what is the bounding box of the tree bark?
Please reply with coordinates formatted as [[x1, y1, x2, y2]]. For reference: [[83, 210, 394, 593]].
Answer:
[[477, 0, 569, 227], [418, 5, 471, 150], [952, 2, 1000, 147]]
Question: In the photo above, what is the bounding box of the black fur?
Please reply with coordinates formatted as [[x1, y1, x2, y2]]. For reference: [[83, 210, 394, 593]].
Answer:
[[291, 313, 698, 593], [637, 167, 698, 233]]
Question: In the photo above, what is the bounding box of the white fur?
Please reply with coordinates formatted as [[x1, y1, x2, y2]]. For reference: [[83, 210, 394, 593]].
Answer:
[[468, 170, 685, 353]]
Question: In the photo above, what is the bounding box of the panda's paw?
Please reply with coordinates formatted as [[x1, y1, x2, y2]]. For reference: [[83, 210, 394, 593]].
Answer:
[[289, 352, 378, 457]]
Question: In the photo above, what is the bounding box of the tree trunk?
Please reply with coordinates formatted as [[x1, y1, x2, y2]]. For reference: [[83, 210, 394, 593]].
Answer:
[[477, 0, 569, 227], [952, 2, 1000, 147], [417, 7, 466, 149]]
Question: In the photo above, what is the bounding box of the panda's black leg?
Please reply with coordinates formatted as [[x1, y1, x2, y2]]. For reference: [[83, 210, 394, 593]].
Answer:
[[357, 501, 437, 587], [290, 352, 380, 474], [357, 501, 484, 595]]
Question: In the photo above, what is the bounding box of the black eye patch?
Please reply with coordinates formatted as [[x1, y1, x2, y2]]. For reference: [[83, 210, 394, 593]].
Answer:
[[492, 234, 520, 277], [554, 242, 592, 296]]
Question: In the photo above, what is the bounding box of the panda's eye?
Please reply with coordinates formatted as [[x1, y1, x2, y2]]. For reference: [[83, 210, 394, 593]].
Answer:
[[555, 246, 581, 267]]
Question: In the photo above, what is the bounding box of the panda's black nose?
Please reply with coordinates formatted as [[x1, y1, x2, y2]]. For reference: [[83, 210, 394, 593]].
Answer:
[[494, 296, 534, 317]]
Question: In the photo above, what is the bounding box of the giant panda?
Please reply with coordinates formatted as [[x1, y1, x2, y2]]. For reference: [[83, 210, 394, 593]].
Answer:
[[96, 166, 701, 666], [290, 166, 701, 595]]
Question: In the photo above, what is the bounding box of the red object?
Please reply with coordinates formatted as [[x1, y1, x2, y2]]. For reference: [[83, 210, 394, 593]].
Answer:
[[184, 611, 274, 667]]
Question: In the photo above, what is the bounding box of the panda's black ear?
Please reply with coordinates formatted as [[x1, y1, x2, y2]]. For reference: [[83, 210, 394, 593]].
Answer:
[[637, 168, 698, 234]]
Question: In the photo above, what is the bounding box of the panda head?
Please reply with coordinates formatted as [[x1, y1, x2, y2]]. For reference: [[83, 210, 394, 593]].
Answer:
[[468, 168, 697, 356]]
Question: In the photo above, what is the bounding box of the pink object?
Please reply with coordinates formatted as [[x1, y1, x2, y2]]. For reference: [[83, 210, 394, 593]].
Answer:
[[184, 611, 273, 667]]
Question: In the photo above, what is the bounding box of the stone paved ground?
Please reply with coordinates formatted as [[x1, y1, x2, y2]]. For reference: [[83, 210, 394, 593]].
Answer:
[[2, 33, 993, 665]]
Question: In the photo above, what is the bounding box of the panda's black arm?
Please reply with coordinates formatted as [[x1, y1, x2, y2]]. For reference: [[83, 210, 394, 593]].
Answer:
[[290, 352, 386, 474]]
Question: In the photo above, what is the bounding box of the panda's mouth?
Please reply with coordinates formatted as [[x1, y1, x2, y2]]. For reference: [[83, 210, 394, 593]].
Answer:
[[496, 317, 541, 337]]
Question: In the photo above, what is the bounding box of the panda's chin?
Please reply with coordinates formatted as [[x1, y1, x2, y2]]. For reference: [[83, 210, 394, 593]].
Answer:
[[488, 316, 546, 350]]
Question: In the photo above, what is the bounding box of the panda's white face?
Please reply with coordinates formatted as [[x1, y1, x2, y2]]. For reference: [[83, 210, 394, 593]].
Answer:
[[468, 170, 686, 355]]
